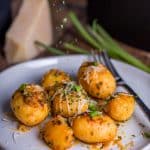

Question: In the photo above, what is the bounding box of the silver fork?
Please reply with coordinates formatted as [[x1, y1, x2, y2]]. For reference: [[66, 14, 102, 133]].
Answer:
[[92, 50, 150, 121]]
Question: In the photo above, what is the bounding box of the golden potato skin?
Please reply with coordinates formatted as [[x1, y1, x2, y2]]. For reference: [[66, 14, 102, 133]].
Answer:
[[11, 84, 49, 126], [50, 82, 89, 117], [78, 62, 116, 99], [41, 69, 70, 89], [105, 93, 135, 121], [42, 116, 74, 150], [72, 114, 117, 143]]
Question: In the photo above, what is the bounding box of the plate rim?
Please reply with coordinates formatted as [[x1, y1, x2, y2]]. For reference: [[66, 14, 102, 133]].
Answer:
[[0, 54, 149, 76]]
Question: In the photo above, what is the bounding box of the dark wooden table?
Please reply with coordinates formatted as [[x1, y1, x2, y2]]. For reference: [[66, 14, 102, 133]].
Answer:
[[0, 0, 150, 72]]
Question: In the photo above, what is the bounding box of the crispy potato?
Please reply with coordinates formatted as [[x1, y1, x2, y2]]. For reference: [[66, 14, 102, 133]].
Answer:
[[105, 93, 135, 121], [41, 69, 70, 89], [50, 82, 89, 117], [42, 116, 74, 150], [72, 114, 117, 143], [78, 62, 116, 99], [11, 84, 49, 126]]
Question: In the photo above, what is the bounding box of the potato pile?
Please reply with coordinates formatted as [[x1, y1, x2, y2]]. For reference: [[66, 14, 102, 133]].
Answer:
[[10, 62, 135, 150]]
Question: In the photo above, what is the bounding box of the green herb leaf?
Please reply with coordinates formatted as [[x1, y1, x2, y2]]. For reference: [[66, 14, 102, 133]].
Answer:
[[89, 111, 100, 118], [93, 62, 99, 66], [69, 12, 150, 73], [89, 103, 102, 117], [91, 22, 150, 73], [19, 83, 27, 91], [89, 103, 97, 111], [72, 85, 81, 92]]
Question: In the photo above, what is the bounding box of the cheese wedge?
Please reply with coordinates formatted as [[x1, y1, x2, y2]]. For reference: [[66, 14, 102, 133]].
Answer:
[[4, 0, 53, 63]]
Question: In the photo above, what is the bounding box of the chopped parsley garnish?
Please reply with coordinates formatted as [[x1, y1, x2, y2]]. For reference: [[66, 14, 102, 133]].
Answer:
[[93, 62, 99, 66], [72, 84, 81, 92], [19, 83, 27, 91], [89, 111, 101, 118], [89, 103, 97, 111], [88, 103, 101, 117], [18, 83, 33, 98]]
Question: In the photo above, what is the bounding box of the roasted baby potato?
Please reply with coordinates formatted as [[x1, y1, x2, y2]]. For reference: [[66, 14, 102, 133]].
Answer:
[[72, 114, 117, 143], [78, 62, 116, 99], [42, 115, 74, 150], [50, 82, 89, 117], [41, 69, 70, 89], [11, 84, 49, 126], [105, 92, 135, 121]]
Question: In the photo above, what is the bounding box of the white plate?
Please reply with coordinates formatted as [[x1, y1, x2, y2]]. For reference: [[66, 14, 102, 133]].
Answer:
[[0, 55, 149, 150]]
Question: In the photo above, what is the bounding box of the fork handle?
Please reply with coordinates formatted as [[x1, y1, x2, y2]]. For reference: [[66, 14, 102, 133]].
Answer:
[[123, 83, 150, 121]]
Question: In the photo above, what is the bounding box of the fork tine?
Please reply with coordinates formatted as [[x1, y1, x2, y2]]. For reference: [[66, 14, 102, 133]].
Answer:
[[91, 50, 100, 63], [101, 51, 117, 75], [97, 51, 105, 65], [100, 51, 122, 81], [91, 50, 97, 62]]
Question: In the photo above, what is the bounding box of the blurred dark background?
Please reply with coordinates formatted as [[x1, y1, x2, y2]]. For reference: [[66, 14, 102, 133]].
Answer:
[[88, 0, 150, 51], [1, 0, 150, 51], [0, 0, 11, 45]]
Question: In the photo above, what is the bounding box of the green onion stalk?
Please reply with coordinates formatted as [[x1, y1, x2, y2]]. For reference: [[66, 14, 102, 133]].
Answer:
[[68, 12, 150, 73], [34, 12, 150, 73], [35, 41, 65, 55], [64, 43, 89, 54]]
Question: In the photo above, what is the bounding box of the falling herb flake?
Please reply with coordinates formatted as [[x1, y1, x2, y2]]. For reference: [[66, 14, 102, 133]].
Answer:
[[62, 0, 65, 5], [63, 18, 67, 24], [60, 24, 64, 29], [58, 40, 62, 44]]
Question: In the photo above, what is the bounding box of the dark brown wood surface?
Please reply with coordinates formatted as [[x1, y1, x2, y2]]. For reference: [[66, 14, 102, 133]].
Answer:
[[0, 0, 150, 72]]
